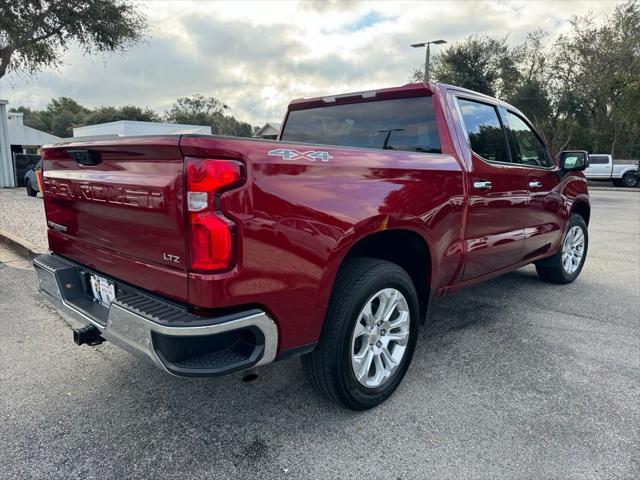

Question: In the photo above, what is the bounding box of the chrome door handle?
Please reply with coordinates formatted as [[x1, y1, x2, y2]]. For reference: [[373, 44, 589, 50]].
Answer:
[[529, 181, 542, 188], [473, 181, 493, 190]]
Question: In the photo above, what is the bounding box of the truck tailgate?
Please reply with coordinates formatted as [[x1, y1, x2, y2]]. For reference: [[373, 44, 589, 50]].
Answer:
[[42, 137, 188, 301]]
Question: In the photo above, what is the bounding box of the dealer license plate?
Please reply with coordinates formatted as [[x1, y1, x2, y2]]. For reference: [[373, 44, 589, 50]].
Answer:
[[89, 274, 116, 307]]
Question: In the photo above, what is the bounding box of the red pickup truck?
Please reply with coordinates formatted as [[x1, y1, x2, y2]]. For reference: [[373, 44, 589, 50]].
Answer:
[[34, 83, 590, 410]]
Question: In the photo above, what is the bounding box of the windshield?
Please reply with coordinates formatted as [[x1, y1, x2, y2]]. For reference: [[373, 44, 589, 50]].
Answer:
[[281, 97, 441, 153]]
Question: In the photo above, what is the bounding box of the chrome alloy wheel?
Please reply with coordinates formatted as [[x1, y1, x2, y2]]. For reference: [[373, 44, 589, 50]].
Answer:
[[350, 288, 410, 388], [561, 225, 585, 274]]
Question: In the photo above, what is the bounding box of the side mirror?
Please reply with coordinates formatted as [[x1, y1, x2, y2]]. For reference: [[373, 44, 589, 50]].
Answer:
[[558, 150, 589, 171]]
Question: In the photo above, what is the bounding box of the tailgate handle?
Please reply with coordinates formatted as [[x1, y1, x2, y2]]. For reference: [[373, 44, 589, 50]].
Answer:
[[68, 149, 102, 166]]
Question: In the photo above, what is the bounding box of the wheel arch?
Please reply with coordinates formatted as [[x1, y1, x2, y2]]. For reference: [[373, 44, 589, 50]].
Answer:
[[571, 198, 591, 225], [619, 165, 638, 177], [333, 228, 433, 323]]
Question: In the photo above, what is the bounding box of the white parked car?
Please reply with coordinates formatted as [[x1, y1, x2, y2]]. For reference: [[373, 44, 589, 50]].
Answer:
[[585, 154, 639, 187]]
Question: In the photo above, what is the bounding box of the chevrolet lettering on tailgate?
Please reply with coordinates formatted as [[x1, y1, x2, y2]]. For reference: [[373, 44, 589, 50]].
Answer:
[[44, 178, 164, 209]]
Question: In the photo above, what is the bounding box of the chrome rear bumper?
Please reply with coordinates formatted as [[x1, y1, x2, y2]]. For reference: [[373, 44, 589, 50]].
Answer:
[[33, 254, 278, 377]]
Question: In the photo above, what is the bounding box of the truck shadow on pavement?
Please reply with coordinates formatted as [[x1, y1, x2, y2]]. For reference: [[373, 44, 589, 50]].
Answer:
[[59, 267, 558, 422]]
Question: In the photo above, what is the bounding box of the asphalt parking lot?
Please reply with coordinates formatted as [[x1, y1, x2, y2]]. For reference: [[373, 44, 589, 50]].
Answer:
[[1, 189, 638, 480]]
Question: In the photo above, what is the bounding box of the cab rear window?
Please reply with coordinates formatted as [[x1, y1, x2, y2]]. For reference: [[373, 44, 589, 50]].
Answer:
[[281, 97, 441, 154], [589, 155, 609, 164]]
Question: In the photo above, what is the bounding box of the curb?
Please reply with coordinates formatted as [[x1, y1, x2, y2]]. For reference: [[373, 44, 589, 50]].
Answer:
[[587, 186, 640, 192], [0, 229, 46, 260], [587, 181, 640, 192]]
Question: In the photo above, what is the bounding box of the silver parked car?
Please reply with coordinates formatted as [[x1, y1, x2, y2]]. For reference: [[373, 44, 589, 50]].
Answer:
[[24, 159, 42, 197], [585, 154, 639, 187]]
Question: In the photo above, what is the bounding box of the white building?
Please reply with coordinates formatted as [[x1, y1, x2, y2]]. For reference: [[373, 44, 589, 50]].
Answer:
[[0, 114, 213, 187], [0, 101, 61, 188], [7, 112, 61, 153], [253, 122, 281, 140], [73, 120, 211, 138]]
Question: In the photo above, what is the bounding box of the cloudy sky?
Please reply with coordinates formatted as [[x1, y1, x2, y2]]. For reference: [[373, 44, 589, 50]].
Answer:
[[0, 0, 618, 126]]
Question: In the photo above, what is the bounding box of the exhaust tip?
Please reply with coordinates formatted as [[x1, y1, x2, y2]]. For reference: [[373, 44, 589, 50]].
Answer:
[[73, 325, 104, 346]]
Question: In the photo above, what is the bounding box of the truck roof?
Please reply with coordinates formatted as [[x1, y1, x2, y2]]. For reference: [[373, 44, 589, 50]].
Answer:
[[288, 82, 435, 110], [287, 82, 517, 113]]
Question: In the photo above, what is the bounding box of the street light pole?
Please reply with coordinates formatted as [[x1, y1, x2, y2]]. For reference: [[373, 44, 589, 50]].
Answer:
[[425, 43, 430, 83], [411, 39, 447, 83]]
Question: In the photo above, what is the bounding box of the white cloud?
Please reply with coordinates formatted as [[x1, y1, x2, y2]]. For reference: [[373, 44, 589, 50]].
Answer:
[[0, 0, 619, 126]]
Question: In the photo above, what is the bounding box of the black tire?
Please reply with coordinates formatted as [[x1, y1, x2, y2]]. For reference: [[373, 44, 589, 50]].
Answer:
[[302, 258, 419, 410], [621, 172, 639, 188], [25, 180, 37, 197], [535, 214, 588, 284]]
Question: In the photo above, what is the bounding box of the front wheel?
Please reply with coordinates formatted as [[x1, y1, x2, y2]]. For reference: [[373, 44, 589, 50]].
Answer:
[[535, 214, 588, 284], [302, 258, 419, 410]]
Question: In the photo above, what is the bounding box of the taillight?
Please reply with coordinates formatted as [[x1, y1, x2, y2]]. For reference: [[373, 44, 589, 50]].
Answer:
[[186, 158, 242, 272], [36, 168, 44, 193]]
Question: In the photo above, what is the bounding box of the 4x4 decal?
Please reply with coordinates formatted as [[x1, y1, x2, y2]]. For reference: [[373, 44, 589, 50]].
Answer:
[[268, 148, 333, 162]]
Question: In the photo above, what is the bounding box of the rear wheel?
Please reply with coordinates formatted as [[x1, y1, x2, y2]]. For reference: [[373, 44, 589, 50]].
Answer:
[[25, 180, 37, 197], [535, 214, 588, 284], [621, 171, 639, 188], [302, 258, 419, 410]]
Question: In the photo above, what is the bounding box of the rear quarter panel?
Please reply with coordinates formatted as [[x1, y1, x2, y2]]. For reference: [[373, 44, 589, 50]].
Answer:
[[181, 137, 465, 350]]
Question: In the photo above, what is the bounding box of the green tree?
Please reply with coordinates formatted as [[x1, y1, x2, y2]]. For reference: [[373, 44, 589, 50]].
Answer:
[[44, 97, 90, 137], [165, 94, 229, 126], [12, 100, 163, 136], [411, 0, 640, 157], [165, 94, 256, 137], [411, 35, 520, 97], [505, 30, 551, 125], [12, 97, 91, 137], [217, 116, 257, 138], [0, 0, 146, 79], [555, 0, 640, 157], [83, 105, 159, 125], [13, 94, 256, 138]]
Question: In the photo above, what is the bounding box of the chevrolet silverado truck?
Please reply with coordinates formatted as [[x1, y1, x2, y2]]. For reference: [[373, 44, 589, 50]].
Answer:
[[34, 83, 590, 410], [584, 154, 639, 187]]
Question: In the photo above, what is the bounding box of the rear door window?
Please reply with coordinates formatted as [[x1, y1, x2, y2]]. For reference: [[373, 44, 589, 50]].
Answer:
[[588, 155, 609, 164], [281, 97, 441, 153], [456, 98, 510, 164]]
